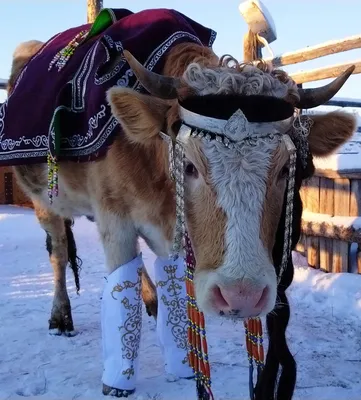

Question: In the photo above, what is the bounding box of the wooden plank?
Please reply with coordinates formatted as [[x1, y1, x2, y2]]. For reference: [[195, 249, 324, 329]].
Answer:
[[265, 34, 361, 67], [290, 60, 361, 84], [299, 180, 309, 209], [4, 172, 13, 204], [357, 246, 361, 274], [305, 177, 320, 268], [306, 177, 321, 213], [332, 240, 350, 273], [332, 178, 350, 272], [319, 238, 333, 273], [315, 169, 361, 180], [87, 0, 103, 23], [334, 178, 350, 216], [349, 179, 361, 217], [295, 234, 306, 255], [319, 178, 335, 215], [319, 177, 334, 272]]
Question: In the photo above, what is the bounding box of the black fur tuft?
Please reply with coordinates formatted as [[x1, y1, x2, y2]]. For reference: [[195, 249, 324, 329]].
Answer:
[[45, 218, 82, 294]]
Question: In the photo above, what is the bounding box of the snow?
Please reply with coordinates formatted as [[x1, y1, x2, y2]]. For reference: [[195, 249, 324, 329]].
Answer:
[[302, 210, 361, 229], [0, 205, 360, 400]]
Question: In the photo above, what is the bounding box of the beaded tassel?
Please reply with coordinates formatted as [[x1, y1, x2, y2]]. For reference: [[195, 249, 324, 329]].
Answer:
[[244, 318, 265, 400], [278, 135, 297, 282], [185, 232, 214, 400], [48, 30, 89, 72], [171, 141, 185, 259], [47, 152, 58, 204]]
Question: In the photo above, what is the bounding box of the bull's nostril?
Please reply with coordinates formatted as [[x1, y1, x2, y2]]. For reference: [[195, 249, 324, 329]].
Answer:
[[255, 286, 269, 310], [212, 285, 229, 309]]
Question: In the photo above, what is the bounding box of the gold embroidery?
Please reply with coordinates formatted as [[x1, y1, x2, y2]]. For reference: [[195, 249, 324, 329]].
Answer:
[[122, 367, 135, 380], [111, 279, 139, 299], [156, 264, 188, 354]]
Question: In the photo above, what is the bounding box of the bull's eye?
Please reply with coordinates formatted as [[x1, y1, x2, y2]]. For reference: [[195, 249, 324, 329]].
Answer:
[[279, 165, 289, 180], [185, 161, 198, 178]]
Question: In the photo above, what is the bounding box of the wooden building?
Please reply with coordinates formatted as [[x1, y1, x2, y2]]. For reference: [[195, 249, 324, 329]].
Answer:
[[0, 167, 32, 207]]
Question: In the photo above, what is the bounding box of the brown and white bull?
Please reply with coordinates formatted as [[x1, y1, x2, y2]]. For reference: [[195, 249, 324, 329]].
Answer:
[[8, 37, 355, 397]]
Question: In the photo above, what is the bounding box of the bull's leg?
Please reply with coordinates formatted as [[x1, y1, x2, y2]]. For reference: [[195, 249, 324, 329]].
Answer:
[[86, 214, 158, 319], [96, 213, 143, 398], [154, 256, 193, 380], [35, 205, 76, 336], [141, 266, 158, 319]]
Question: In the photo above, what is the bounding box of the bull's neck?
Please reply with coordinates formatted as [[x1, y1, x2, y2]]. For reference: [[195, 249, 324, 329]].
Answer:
[[134, 139, 177, 257]]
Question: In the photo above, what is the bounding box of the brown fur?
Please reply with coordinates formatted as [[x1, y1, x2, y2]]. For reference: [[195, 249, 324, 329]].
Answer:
[[162, 42, 219, 77], [182, 139, 227, 269], [8, 40, 44, 93], [34, 200, 75, 333], [308, 111, 356, 157]]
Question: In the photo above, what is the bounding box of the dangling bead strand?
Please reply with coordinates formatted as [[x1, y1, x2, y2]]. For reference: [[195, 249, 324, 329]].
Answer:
[[47, 152, 59, 205], [48, 30, 89, 72]]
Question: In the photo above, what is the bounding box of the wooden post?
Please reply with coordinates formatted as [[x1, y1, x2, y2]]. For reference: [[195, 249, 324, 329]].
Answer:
[[319, 177, 334, 272], [239, 0, 277, 62], [243, 30, 262, 61], [357, 248, 361, 274], [332, 178, 351, 273], [305, 177, 320, 268], [87, 0, 103, 23]]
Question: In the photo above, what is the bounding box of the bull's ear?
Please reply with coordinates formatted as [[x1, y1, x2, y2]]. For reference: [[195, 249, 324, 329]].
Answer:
[[107, 87, 171, 144], [307, 111, 357, 157]]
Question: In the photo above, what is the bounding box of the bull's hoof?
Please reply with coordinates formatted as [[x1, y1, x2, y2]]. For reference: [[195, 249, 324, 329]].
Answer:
[[145, 301, 157, 320], [48, 304, 76, 337], [102, 384, 135, 398]]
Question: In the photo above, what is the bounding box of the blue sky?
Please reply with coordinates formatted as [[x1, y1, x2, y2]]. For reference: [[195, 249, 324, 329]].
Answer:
[[1, 0, 361, 102]]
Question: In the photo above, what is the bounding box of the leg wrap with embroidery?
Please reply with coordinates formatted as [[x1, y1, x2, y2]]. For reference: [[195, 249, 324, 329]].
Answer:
[[154, 256, 193, 378], [102, 254, 143, 394]]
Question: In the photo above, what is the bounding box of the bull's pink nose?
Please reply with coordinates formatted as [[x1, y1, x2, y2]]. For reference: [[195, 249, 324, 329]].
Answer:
[[212, 281, 269, 316]]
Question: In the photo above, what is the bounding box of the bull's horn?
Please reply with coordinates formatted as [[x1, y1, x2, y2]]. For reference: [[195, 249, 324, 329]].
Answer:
[[295, 65, 355, 109], [123, 49, 181, 99]]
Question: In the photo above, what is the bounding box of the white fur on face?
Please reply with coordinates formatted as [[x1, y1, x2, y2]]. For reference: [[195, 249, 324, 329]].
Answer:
[[193, 138, 282, 316]]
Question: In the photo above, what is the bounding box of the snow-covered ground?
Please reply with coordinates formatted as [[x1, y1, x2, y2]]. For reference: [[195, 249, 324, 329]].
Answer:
[[0, 205, 360, 400]]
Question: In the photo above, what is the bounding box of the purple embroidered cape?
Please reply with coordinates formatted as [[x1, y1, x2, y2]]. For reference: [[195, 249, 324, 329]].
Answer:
[[0, 8, 216, 165]]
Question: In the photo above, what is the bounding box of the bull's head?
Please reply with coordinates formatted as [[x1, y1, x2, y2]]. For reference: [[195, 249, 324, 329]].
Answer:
[[107, 50, 356, 319]]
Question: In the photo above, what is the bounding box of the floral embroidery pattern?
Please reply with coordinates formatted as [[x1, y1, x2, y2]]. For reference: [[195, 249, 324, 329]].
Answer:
[[156, 264, 188, 357], [111, 267, 142, 380]]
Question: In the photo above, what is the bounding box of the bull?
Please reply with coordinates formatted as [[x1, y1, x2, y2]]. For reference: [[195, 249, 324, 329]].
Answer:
[[2, 7, 355, 399]]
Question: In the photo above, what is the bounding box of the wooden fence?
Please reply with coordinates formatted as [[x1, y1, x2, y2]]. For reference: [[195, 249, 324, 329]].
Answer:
[[295, 99, 361, 274]]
